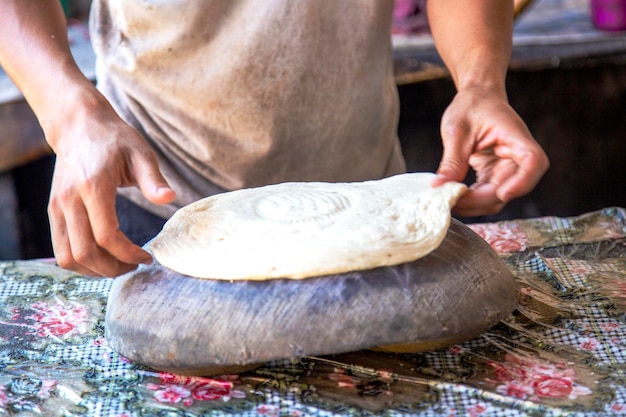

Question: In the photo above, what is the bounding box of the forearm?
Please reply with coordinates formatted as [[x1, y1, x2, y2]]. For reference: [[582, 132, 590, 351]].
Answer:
[[427, 0, 514, 96], [0, 0, 99, 150]]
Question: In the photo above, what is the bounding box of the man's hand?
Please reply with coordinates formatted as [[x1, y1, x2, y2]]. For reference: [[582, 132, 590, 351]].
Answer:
[[0, 1, 175, 276], [426, 0, 549, 216], [432, 87, 549, 216], [47, 93, 176, 277]]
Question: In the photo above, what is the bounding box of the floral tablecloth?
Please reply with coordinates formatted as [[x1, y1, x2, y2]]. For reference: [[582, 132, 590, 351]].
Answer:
[[1, 207, 625, 416]]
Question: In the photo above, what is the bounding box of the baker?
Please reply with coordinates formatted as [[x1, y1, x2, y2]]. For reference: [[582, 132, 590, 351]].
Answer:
[[1, 1, 549, 278]]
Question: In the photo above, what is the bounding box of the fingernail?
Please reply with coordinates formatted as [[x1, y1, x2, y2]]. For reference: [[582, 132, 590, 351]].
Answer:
[[140, 253, 153, 265], [431, 175, 446, 187]]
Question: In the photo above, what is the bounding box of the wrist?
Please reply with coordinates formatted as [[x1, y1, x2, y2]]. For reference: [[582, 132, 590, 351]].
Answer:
[[40, 78, 108, 152], [456, 78, 508, 102], [453, 52, 508, 97]]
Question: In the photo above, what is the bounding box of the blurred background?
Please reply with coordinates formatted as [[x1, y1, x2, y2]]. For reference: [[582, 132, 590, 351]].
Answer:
[[1, 0, 625, 260]]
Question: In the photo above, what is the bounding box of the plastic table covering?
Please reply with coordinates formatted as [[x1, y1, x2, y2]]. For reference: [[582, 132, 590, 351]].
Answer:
[[1, 207, 626, 417]]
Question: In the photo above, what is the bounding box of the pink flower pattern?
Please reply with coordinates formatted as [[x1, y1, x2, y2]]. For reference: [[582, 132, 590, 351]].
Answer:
[[24, 301, 89, 339], [448, 345, 464, 355], [469, 223, 529, 253], [580, 338, 600, 351], [257, 404, 280, 416], [468, 403, 490, 416], [0, 387, 8, 407], [152, 385, 191, 404], [489, 354, 592, 401], [147, 372, 245, 406], [601, 322, 621, 332]]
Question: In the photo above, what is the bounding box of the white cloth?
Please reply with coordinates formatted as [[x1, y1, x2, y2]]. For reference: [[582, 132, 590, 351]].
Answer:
[[90, 0, 406, 218]]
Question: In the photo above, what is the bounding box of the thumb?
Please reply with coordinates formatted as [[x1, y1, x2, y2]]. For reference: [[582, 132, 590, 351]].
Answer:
[[434, 151, 470, 186], [131, 151, 177, 205], [433, 124, 472, 187], [142, 179, 177, 205]]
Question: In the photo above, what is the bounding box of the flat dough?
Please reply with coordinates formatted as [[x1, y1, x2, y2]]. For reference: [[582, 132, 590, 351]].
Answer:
[[151, 173, 467, 280]]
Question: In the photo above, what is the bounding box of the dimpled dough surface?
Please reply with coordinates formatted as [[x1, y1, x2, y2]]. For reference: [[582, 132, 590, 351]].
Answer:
[[150, 173, 467, 280]]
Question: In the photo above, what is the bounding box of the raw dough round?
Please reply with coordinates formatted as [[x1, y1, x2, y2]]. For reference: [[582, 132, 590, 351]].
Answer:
[[151, 173, 466, 280]]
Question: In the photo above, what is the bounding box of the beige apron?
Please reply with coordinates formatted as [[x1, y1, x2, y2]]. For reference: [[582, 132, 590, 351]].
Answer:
[[90, 0, 406, 218]]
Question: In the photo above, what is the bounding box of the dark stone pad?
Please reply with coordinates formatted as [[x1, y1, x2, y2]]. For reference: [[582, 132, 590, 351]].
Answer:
[[105, 219, 518, 375]]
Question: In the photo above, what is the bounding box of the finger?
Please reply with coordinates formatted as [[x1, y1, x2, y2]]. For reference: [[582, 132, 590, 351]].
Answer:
[[52, 194, 137, 276], [472, 156, 519, 193], [434, 119, 473, 186], [48, 201, 101, 276], [452, 183, 506, 217], [67, 198, 139, 277], [492, 143, 549, 202], [130, 148, 176, 205], [80, 186, 153, 270]]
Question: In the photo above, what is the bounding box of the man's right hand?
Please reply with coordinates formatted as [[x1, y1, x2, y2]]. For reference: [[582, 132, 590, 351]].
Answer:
[[1, 0, 175, 276], [47, 90, 176, 277]]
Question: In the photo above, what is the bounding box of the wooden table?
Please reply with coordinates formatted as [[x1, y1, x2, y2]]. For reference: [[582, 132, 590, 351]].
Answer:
[[0, 208, 624, 416]]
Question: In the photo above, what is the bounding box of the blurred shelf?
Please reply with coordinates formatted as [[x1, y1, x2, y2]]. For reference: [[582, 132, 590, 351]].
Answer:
[[393, 0, 626, 85]]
